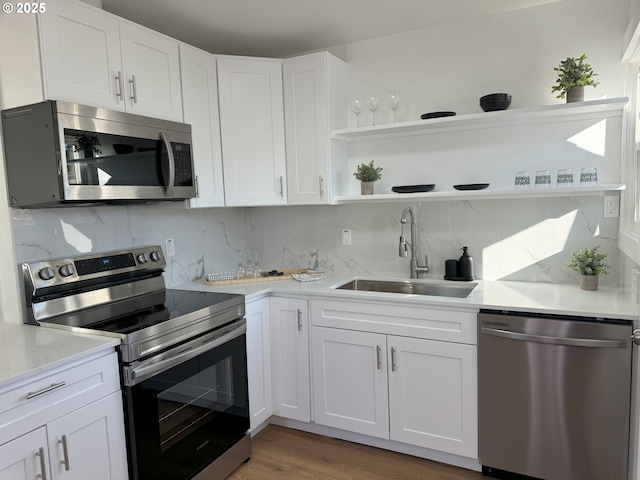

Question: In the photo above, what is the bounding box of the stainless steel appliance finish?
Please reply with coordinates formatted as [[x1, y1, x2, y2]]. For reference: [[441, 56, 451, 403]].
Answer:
[[478, 310, 633, 480], [22, 246, 250, 480], [2, 100, 195, 207], [335, 278, 476, 298]]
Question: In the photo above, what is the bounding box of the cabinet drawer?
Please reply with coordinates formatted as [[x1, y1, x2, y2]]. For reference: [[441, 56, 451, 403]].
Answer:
[[311, 298, 477, 344], [0, 351, 120, 442]]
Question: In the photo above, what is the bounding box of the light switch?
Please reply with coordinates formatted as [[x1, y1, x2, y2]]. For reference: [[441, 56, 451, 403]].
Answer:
[[342, 229, 352, 246]]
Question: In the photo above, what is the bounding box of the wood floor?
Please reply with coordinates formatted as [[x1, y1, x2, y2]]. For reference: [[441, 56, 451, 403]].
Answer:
[[228, 425, 486, 480]]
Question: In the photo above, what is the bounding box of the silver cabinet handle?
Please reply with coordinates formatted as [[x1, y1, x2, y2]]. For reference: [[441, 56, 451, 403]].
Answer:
[[391, 347, 397, 372], [115, 71, 124, 100], [59, 435, 70, 471], [36, 447, 47, 480], [26, 381, 66, 399], [129, 74, 138, 103], [297, 309, 302, 331], [632, 329, 640, 346], [376, 345, 382, 370], [319, 175, 324, 200], [159, 131, 175, 197], [481, 327, 628, 348], [279, 176, 284, 197]]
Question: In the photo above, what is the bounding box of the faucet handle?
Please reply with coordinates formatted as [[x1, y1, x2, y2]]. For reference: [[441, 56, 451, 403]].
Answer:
[[399, 235, 408, 257]]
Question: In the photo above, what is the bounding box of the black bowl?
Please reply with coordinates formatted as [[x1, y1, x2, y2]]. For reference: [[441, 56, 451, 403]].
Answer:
[[113, 144, 134, 155], [479, 93, 512, 112]]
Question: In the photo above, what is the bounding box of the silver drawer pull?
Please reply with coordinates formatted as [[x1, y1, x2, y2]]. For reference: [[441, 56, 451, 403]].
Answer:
[[115, 71, 124, 100], [36, 447, 47, 479], [59, 435, 70, 471], [376, 345, 382, 370], [391, 347, 397, 372], [26, 381, 66, 399], [129, 74, 138, 103], [297, 309, 302, 331]]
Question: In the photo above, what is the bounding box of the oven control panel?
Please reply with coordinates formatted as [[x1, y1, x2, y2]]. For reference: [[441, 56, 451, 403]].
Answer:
[[24, 245, 166, 289]]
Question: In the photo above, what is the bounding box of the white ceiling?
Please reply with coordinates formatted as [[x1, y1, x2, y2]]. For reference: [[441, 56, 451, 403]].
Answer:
[[101, 0, 559, 58]]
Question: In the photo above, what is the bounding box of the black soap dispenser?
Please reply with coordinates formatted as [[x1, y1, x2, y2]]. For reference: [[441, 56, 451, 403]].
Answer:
[[458, 246, 474, 280]]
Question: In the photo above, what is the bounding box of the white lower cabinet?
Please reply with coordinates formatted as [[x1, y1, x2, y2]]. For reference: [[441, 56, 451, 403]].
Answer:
[[312, 327, 389, 438], [0, 351, 128, 480], [46, 392, 128, 480], [269, 296, 311, 422], [387, 335, 477, 457], [0, 427, 51, 480], [311, 299, 478, 459], [246, 297, 273, 431]]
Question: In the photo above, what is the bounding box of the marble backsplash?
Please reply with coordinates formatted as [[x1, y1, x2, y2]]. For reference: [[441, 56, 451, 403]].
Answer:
[[11, 195, 627, 289]]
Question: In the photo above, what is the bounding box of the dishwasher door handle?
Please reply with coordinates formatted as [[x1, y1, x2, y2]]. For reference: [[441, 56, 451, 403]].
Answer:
[[481, 327, 628, 348]]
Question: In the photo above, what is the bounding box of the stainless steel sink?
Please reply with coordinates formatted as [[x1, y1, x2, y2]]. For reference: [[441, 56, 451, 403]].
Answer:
[[334, 279, 476, 298]]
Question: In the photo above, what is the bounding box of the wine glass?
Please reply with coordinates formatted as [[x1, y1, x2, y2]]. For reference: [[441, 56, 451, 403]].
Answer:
[[388, 90, 401, 123], [350, 96, 363, 127], [366, 92, 379, 126]]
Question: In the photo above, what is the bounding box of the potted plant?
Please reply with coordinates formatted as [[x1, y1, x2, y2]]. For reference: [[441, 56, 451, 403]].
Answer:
[[74, 134, 102, 158], [353, 160, 383, 195], [551, 54, 599, 103], [566, 245, 609, 291]]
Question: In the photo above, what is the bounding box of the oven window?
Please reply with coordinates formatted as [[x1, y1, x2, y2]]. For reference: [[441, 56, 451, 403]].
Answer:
[[125, 333, 248, 480], [158, 355, 236, 452]]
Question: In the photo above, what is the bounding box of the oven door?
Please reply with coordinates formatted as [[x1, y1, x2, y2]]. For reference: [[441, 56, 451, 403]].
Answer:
[[123, 320, 249, 480]]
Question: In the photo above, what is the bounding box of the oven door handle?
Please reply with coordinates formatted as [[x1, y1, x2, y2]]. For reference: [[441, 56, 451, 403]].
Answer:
[[124, 320, 245, 386]]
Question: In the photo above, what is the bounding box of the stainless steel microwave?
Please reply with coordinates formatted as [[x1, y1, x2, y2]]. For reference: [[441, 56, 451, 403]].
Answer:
[[1, 100, 196, 207]]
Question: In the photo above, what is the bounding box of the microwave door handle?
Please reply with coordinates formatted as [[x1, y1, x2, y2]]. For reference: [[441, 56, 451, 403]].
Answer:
[[159, 131, 175, 197]]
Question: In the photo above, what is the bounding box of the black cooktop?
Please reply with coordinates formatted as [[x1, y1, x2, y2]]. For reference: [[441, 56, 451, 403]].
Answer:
[[47, 289, 243, 336]]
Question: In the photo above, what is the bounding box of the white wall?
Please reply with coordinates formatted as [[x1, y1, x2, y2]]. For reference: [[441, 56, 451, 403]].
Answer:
[[345, 0, 627, 127], [0, 14, 45, 322]]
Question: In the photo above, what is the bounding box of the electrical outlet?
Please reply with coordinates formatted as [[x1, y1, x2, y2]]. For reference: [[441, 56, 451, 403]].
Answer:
[[342, 229, 352, 246], [603, 196, 619, 218], [165, 238, 175, 257]]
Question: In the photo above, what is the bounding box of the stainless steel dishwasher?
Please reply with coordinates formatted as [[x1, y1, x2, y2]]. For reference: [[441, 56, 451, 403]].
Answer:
[[478, 310, 633, 480]]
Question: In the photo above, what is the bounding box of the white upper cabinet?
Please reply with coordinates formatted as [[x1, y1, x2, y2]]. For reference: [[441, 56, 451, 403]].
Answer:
[[217, 56, 287, 206], [180, 45, 225, 207], [119, 22, 182, 121], [38, 0, 122, 110], [38, 0, 183, 122], [283, 52, 347, 204]]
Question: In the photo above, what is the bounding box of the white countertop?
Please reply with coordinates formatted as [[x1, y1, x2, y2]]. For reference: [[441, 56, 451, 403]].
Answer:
[[176, 273, 640, 321], [0, 323, 120, 389]]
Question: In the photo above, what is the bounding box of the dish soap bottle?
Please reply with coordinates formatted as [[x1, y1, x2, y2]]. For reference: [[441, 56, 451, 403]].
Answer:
[[459, 246, 474, 280]]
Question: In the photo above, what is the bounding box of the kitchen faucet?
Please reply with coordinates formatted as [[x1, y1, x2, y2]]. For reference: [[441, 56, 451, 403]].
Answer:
[[398, 206, 429, 278]]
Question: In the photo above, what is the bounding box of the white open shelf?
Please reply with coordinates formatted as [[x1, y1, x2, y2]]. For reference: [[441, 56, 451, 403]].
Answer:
[[331, 97, 628, 142], [332, 184, 625, 204]]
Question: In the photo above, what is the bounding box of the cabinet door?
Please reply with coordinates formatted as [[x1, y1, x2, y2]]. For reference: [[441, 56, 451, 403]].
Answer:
[[312, 326, 389, 438], [283, 52, 346, 205], [217, 57, 287, 206], [38, 0, 124, 111], [180, 45, 225, 208], [246, 297, 272, 432], [0, 427, 50, 480], [270, 297, 310, 422], [47, 392, 128, 480], [119, 22, 183, 121], [388, 336, 478, 458]]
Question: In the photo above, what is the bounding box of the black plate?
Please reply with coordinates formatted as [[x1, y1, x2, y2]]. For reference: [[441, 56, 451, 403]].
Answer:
[[392, 184, 435, 193], [421, 111, 456, 120], [453, 183, 489, 191]]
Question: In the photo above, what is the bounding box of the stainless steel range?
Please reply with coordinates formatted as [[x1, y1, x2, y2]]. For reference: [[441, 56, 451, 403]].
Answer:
[[22, 246, 251, 480]]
